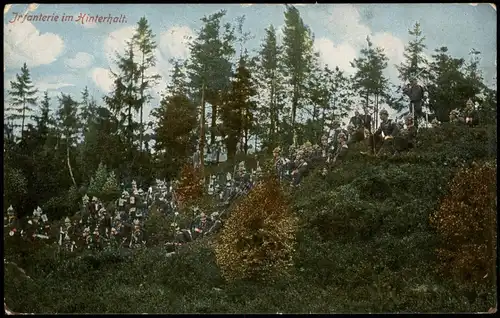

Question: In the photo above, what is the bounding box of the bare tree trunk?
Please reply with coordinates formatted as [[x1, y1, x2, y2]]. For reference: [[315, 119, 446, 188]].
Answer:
[[21, 102, 26, 140], [292, 85, 298, 146], [199, 81, 206, 176], [67, 141, 77, 187], [139, 53, 145, 153]]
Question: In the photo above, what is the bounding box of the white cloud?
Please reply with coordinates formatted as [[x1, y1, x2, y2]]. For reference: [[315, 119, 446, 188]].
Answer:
[[101, 24, 193, 96], [4, 20, 64, 69], [314, 38, 357, 74], [313, 4, 409, 86], [323, 4, 372, 48], [64, 52, 95, 70], [37, 81, 75, 92], [99, 24, 194, 126], [371, 32, 406, 81], [91, 68, 114, 93], [104, 26, 137, 68], [158, 25, 194, 60]]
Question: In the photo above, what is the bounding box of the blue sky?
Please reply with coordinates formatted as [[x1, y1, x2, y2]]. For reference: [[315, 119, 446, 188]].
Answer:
[[4, 3, 497, 128]]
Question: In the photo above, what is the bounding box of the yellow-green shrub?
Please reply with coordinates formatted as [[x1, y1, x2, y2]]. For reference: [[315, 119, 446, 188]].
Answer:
[[215, 177, 298, 282]]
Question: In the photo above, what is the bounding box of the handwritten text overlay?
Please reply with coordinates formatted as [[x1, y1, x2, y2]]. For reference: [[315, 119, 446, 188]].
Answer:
[[8, 12, 127, 25]]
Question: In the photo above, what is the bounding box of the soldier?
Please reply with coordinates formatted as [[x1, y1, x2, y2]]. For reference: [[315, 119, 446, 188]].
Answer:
[[464, 98, 479, 126], [449, 109, 464, 124], [117, 191, 127, 219], [319, 134, 334, 164], [129, 219, 145, 249], [394, 115, 417, 155], [192, 211, 208, 240], [431, 117, 441, 128], [273, 147, 287, 182], [59, 217, 75, 251], [129, 190, 138, 220], [291, 150, 309, 186], [362, 106, 373, 132], [403, 78, 425, 128], [366, 109, 400, 156], [206, 212, 222, 236], [332, 131, 349, 164], [349, 110, 364, 129], [6, 205, 16, 227]]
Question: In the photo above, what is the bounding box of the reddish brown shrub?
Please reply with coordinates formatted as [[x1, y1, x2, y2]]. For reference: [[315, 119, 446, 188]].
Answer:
[[430, 161, 497, 284]]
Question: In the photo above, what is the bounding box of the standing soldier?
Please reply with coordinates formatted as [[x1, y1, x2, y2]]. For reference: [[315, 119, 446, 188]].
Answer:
[[402, 78, 425, 128], [362, 106, 373, 132], [273, 147, 287, 182]]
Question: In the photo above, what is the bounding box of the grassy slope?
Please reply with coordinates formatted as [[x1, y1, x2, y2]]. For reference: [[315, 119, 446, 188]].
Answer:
[[4, 124, 497, 314]]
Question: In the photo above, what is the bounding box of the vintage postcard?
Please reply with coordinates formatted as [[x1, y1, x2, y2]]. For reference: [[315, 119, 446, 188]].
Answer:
[[3, 3, 497, 314]]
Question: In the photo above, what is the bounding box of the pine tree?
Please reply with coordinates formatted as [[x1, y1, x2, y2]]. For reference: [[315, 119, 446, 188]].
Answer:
[[257, 25, 287, 151], [351, 36, 389, 127], [427, 47, 468, 122], [187, 10, 236, 170], [220, 57, 257, 159], [396, 22, 429, 84], [7, 63, 39, 140], [88, 162, 108, 197], [132, 17, 161, 152], [102, 170, 120, 201], [282, 5, 315, 145], [462, 48, 485, 102], [152, 62, 197, 179], [56, 93, 80, 187], [79, 86, 98, 135], [104, 40, 142, 147], [34, 91, 53, 143]]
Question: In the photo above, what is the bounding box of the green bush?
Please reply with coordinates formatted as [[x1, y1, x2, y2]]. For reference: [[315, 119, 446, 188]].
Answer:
[[4, 125, 497, 313]]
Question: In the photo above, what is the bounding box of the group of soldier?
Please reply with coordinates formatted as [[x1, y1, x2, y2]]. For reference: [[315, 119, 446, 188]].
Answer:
[[270, 86, 480, 187], [4, 80, 481, 254], [4, 161, 270, 255]]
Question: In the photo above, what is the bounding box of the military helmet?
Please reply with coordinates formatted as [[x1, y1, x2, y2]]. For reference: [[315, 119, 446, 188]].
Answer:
[[379, 109, 389, 116]]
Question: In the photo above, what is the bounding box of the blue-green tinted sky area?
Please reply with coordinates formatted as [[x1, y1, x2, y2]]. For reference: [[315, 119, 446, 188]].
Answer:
[[4, 3, 497, 127]]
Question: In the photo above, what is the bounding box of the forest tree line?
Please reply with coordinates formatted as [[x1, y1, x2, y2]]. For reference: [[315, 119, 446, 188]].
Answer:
[[4, 5, 497, 219]]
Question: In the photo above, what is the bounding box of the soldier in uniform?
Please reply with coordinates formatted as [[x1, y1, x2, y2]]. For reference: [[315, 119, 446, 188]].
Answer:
[[362, 107, 373, 132], [366, 109, 400, 156], [403, 78, 425, 128], [273, 147, 287, 182], [431, 117, 441, 128], [6, 205, 16, 227], [449, 109, 464, 124], [394, 115, 417, 155], [291, 149, 309, 186], [129, 219, 146, 249], [332, 131, 349, 164], [349, 110, 364, 129], [464, 98, 479, 126], [116, 191, 127, 220]]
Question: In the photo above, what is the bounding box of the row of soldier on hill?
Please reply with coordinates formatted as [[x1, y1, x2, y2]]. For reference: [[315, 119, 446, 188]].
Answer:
[[271, 94, 480, 187], [4, 164, 266, 253]]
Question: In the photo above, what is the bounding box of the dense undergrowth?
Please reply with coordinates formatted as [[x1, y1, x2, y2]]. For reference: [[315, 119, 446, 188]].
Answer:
[[4, 124, 497, 313]]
